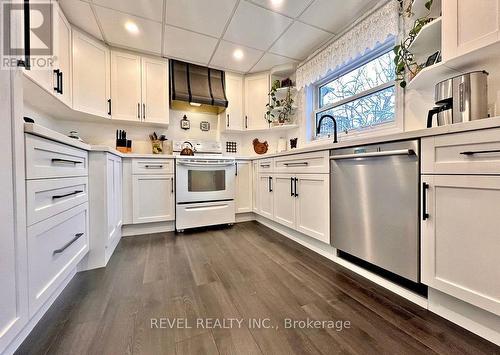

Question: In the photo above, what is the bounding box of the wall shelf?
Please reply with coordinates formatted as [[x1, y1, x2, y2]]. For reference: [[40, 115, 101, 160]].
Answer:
[[408, 17, 442, 63], [225, 124, 298, 134]]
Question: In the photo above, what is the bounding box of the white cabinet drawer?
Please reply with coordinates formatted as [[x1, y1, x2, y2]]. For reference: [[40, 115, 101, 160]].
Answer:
[[176, 200, 235, 230], [422, 128, 500, 174], [27, 203, 89, 316], [132, 158, 174, 175], [274, 151, 329, 174], [256, 158, 274, 173], [26, 177, 88, 226], [25, 134, 88, 179]]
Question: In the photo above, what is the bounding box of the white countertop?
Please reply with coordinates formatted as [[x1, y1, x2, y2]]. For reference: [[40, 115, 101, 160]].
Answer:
[[25, 117, 500, 160], [248, 116, 500, 159]]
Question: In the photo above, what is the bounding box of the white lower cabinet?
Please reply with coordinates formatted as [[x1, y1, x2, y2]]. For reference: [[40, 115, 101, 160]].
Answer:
[[235, 161, 252, 213], [273, 174, 296, 229], [132, 174, 175, 224], [271, 173, 330, 243], [27, 203, 89, 316], [295, 174, 330, 243], [422, 174, 500, 315], [258, 174, 274, 219]]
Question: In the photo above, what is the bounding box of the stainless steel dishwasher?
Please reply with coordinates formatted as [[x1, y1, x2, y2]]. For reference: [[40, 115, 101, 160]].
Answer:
[[330, 140, 420, 282]]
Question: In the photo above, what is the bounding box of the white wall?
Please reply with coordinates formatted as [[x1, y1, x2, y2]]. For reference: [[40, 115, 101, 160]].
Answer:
[[24, 105, 220, 154]]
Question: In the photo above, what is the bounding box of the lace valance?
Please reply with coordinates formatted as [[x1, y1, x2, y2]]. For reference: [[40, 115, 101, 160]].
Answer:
[[296, 0, 399, 89]]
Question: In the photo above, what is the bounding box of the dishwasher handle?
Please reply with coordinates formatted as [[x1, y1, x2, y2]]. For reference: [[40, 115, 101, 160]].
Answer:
[[330, 149, 415, 160]]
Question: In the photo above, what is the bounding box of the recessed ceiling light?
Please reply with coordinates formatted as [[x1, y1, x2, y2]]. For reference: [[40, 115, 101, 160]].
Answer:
[[233, 49, 244, 60], [189, 102, 202, 107], [271, 0, 284, 6], [125, 21, 139, 34]]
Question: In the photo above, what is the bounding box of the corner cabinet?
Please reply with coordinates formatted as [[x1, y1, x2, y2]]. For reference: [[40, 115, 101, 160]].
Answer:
[[235, 161, 252, 213], [421, 175, 500, 315], [244, 73, 269, 130], [442, 0, 500, 60], [72, 30, 111, 118]]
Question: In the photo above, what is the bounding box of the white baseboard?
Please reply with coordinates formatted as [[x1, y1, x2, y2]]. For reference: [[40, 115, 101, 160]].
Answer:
[[428, 289, 500, 346], [235, 212, 256, 223], [122, 221, 175, 237], [4, 268, 77, 355]]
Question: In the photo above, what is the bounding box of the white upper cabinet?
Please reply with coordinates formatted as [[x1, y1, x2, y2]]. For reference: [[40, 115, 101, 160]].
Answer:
[[53, 2, 72, 106], [442, 0, 500, 60], [110, 51, 169, 125], [72, 30, 111, 118], [222, 73, 244, 131], [141, 57, 169, 125], [110, 51, 142, 122], [244, 73, 270, 130]]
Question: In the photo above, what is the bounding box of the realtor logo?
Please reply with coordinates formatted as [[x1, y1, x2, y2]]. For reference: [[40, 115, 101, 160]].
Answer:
[[2, 1, 53, 69]]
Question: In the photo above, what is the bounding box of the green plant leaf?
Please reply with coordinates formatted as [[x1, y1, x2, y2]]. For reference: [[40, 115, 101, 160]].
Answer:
[[425, 0, 433, 10]]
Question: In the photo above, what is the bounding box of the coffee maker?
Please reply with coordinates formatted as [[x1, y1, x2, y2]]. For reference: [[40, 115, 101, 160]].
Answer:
[[427, 71, 488, 128]]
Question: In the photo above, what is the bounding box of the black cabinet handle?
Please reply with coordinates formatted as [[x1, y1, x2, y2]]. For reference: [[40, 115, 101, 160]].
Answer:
[[422, 182, 429, 220], [53, 233, 84, 255], [171, 177, 174, 193], [290, 177, 294, 196], [144, 165, 163, 169], [294, 178, 299, 197], [18, 0, 31, 69], [460, 149, 500, 156], [59, 71, 63, 94], [143, 103, 146, 120], [245, 116, 248, 129], [138, 103, 140, 119], [235, 162, 238, 176], [53, 69, 60, 93], [268, 176, 273, 192], [52, 190, 83, 200], [108, 99, 112, 116], [51, 158, 82, 165], [227, 114, 230, 127]]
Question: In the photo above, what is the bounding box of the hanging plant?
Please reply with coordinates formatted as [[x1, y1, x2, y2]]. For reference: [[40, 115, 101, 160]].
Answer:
[[265, 79, 295, 124], [394, 0, 434, 88]]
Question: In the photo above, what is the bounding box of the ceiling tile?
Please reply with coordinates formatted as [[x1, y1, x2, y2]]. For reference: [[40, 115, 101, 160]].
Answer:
[[250, 52, 296, 73], [224, 1, 292, 50], [299, 0, 375, 33], [92, 0, 163, 22], [58, 0, 103, 40], [270, 21, 330, 60], [163, 26, 218, 65], [249, 0, 312, 18], [94, 6, 162, 54], [210, 41, 263, 73], [166, 0, 237, 38]]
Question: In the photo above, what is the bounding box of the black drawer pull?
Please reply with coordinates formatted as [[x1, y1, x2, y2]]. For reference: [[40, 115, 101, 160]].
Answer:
[[53, 233, 84, 255], [52, 190, 83, 200], [284, 162, 308, 167], [144, 165, 164, 169], [460, 149, 500, 156], [51, 158, 82, 165]]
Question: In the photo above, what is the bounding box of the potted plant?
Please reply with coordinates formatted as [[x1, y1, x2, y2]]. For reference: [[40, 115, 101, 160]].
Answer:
[[265, 80, 295, 125]]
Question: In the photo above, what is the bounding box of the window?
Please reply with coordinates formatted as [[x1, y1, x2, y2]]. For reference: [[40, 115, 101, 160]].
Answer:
[[314, 47, 396, 139]]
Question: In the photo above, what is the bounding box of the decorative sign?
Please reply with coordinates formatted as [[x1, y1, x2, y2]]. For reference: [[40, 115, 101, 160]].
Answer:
[[200, 121, 210, 131], [180, 115, 190, 130]]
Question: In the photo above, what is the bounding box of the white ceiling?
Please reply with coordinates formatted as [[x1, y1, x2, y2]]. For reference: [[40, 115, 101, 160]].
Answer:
[[59, 0, 379, 74]]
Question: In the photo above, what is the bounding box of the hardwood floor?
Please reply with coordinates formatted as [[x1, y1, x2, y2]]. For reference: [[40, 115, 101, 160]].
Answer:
[[16, 222, 499, 355]]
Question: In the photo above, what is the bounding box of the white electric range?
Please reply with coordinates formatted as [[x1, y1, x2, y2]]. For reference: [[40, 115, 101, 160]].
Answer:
[[173, 141, 236, 232]]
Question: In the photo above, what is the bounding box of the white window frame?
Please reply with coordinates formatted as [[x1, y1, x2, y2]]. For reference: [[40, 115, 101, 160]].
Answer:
[[311, 40, 403, 142]]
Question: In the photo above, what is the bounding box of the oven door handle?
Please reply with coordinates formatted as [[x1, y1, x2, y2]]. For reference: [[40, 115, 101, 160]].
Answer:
[[177, 161, 235, 167]]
